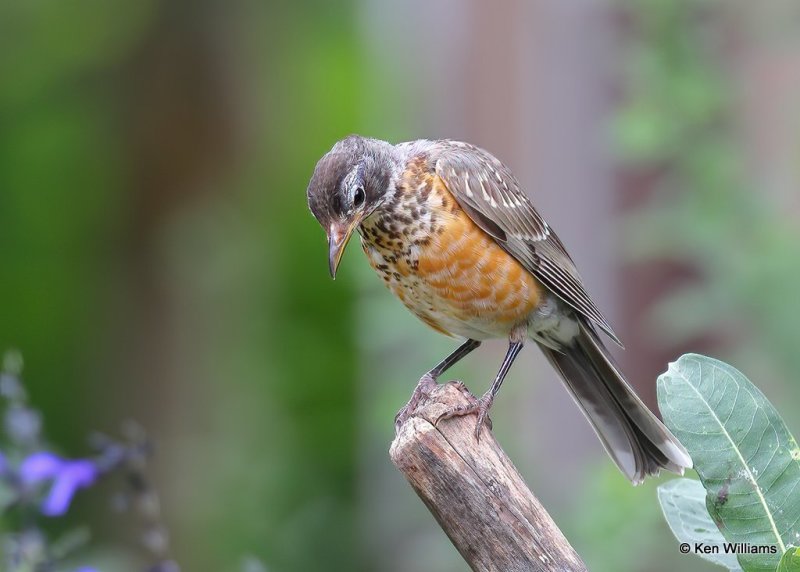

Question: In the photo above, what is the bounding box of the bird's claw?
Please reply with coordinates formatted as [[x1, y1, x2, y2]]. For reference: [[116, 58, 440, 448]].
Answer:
[[434, 389, 493, 440], [394, 373, 437, 433]]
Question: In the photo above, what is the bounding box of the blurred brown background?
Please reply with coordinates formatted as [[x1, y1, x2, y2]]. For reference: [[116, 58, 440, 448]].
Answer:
[[1, 0, 799, 570]]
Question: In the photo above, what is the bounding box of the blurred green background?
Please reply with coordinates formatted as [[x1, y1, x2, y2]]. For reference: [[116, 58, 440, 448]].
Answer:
[[1, 0, 799, 570]]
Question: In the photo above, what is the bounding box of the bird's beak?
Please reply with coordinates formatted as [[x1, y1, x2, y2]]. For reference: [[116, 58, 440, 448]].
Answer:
[[328, 220, 358, 279]]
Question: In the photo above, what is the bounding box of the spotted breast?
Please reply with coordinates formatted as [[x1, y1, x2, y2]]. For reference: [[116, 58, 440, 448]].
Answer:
[[358, 157, 545, 340]]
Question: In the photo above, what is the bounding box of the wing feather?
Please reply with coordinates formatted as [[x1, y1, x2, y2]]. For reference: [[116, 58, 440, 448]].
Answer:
[[430, 140, 621, 345]]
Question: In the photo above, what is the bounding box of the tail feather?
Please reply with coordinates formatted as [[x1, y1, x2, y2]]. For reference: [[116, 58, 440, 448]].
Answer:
[[538, 322, 692, 484]]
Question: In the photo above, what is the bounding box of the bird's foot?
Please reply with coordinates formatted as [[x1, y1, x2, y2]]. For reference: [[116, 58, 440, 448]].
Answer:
[[394, 373, 438, 433], [434, 388, 494, 440]]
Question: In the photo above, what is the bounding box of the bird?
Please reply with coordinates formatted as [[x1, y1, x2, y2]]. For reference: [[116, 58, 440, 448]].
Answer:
[[306, 135, 691, 484]]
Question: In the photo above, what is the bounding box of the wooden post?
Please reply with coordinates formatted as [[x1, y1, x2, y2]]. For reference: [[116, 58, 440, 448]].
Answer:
[[390, 383, 588, 572]]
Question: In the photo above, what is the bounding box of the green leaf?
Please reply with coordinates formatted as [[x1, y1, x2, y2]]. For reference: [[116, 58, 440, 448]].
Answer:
[[657, 354, 800, 571], [778, 548, 800, 572], [658, 478, 742, 570]]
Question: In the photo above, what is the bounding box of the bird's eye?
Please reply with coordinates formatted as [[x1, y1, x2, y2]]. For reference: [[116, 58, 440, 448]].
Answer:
[[353, 186, 365, 208]]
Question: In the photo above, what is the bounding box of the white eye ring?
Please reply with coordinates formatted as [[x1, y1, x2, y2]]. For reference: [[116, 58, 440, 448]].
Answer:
[[353, 186, 365, 207]]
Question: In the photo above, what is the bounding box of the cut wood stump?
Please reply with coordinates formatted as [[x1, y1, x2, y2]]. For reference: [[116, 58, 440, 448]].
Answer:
[[390, 382, 588, 572]]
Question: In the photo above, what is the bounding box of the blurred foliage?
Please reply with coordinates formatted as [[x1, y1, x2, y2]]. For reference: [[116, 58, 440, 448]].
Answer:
[[0, 0, 368, 570], [614, 0, 800, 389], [0, 0, 146, 447], [233, 0, 365, 566], [566, 463, 666, 572], [0, 352, 180, 571], [567, 1, 800, 571]]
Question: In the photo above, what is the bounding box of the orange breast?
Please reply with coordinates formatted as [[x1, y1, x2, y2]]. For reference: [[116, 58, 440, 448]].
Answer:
[[415, 177, 543, 330], [360, 169, 545, 339]]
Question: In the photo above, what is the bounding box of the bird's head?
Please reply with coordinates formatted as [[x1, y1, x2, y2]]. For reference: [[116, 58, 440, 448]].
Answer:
[[307, 135, 398, 278]]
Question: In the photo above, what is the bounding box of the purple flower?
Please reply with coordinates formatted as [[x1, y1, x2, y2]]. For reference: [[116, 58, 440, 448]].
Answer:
[[18, 451, 61, 480], [19, 452, 98, 516], [74, 568, 100, 572]]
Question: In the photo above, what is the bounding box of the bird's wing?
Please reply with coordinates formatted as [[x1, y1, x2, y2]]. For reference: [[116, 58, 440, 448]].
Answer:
[[430, 140, 621, 345]]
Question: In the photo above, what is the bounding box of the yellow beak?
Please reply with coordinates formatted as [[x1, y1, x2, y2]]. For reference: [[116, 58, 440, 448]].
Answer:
[[328, 220, 358, 279]]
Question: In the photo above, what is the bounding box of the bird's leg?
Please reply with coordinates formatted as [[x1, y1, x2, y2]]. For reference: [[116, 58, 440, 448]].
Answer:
[[394, 338, 481, 432], [435, 335, 525, 440]]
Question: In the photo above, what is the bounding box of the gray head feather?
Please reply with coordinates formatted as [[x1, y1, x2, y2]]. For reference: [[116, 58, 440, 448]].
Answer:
[[307, 135, 399, 229]]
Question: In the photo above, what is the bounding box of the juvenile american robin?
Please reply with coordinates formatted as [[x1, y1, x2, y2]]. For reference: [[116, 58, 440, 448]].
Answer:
[[306, 135, 691, 484]]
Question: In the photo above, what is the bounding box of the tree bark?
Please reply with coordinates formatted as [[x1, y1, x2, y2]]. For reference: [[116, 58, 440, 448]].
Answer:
[[390, 383, 587, 572]]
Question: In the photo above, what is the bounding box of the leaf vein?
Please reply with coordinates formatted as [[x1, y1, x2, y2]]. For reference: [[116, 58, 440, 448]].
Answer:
[[678, 362, 787, 553]]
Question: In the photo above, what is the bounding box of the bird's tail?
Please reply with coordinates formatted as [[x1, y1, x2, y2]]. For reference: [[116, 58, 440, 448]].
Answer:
[[538, 322, 692, 484]]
